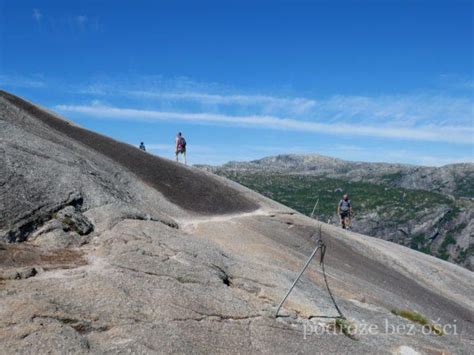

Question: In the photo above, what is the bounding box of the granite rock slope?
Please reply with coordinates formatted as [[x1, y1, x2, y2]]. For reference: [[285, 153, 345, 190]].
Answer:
[[0, 91, 473, 354]]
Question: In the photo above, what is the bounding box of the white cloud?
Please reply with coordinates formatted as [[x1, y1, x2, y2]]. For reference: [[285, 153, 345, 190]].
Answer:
[[55, 103, 474, 145], [438, 74, 474, 91], [69, 75, 315, 114], [29, 11, 100, 32], [67, 14, 99, 32], [13, 74, 473, 157], [91, 81, 473, 126], [416, 155, 474, 167], [310, 94, 473, 126], [0, 74, 46, 88], [43, 75, 474, 129], [74, 83, 111, 95], [75, 15, 88, 30], [32, 9, 42, 23], [129, 90, 316, 114]]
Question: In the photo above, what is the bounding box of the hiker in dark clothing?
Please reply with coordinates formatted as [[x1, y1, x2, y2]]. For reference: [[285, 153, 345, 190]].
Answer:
[[337, 193, 352, 229], [175, 132, 187, 165], [139, 142, 146, 151]]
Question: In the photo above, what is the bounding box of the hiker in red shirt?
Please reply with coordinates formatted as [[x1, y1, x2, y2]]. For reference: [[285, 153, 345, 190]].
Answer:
[[175, 132, 187, 165]]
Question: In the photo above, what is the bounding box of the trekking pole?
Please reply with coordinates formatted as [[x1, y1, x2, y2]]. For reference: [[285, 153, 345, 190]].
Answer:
[[310, 199, 319, 219], [274, 239, 322, 318], [347, 212, 354, 229]]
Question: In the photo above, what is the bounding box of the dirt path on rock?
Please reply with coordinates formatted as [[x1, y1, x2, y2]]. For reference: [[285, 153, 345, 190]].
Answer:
[[178, 208, 273, 231]]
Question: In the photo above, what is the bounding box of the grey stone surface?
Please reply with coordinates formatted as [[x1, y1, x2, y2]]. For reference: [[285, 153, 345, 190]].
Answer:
[[0, 91, 473, 354], [56, 206, 94, 236], [0, 266, 37, 280]]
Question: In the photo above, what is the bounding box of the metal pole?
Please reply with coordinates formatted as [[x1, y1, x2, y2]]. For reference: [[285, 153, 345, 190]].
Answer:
[[310, 199, 319, 218], [275, 241, 321, 318]]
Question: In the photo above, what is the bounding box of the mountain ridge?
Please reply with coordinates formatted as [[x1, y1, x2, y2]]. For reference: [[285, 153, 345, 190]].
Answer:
[[205, 153, 474, 199]]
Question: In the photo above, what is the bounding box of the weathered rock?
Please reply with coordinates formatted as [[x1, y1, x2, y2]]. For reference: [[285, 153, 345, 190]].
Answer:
[[0, 266, 38, 280], [56, 206, 94, 236], [22, 207, 94, 248], [83, 202, 179, 234]]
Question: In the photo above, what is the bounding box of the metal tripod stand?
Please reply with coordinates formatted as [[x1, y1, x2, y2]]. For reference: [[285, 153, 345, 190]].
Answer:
[[274, 239, 323, 318], [274, 228, 345, 319]]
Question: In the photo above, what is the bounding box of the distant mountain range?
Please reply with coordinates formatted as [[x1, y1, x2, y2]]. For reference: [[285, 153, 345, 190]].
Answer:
[[199, 154, 474, 270], [210, 154, 474, 198]]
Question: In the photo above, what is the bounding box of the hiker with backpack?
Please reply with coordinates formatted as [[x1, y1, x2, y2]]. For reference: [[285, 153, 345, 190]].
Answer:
[[139, 142, 146, 152], [175, 132, 187, 165], [337, 193, 352, 229]]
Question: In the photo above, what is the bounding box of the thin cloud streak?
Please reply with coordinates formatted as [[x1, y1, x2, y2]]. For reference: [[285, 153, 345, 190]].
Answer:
[[0, 74, 46, 88], [129, 90, 316, 112], [20, 75, 474, 126], [319, 94, 473, 126], [124, 88, 473, 125], [55, 104, 473, 145], [75, 15, 88, 31], [32, 9, 42, 22], [29, 10, 101, 32]]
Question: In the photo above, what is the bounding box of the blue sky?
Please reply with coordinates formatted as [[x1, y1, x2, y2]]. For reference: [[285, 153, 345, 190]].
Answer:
[[1, 0, 473, 166]]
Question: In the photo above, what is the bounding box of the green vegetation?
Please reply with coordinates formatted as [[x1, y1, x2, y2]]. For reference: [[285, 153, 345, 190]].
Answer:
[[437, 234, 456, 260], [391, 309, 427, 324], [453, 174, 474, 198], [410, 234, 428, 253], [332, 318, 358, 340], [391, 309, 443, 336], [380, 172, 405, 186], [62, 216, 74, 228], [456, 245, 474, 263], [437, 222, 466, 260], [439, 207, 461, 225], [60, 216, 83, 235], [219, 172, 455, 224]]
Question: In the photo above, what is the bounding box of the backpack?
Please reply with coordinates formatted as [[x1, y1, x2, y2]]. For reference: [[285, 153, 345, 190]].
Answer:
[[339, 199, 351, 212], [180, 137, 187, 148]]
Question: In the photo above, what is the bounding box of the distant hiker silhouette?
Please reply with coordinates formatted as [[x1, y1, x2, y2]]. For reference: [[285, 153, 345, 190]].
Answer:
[[139, 142, 146, 151], [337, 193, 352, 229], [175, 132, 187, 165]]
